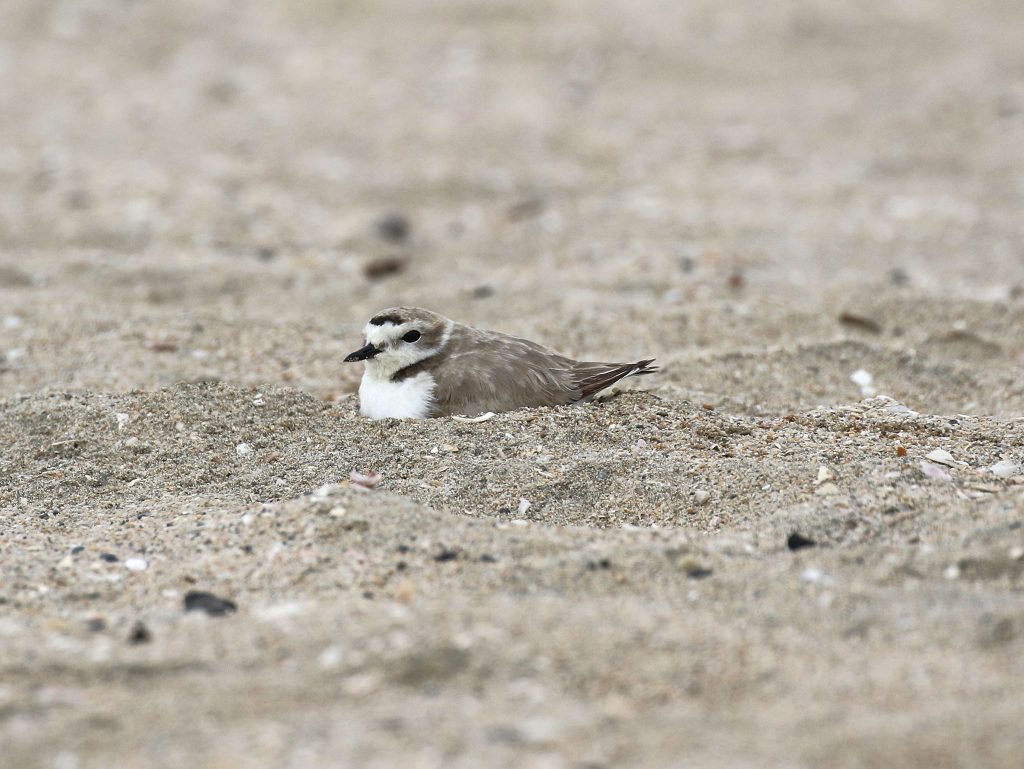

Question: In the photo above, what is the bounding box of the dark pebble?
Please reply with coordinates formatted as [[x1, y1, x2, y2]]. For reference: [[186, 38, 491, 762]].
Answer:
[[587, 558, 612, 571], [837, 312, 882, 334], [375, 213, 411, 243], [787, 532, 817, 551], [434, 548, 459, 562], [471, 285, 495, 299], [363, 255, 408, 280], [889, 268, 910, 286], [100, 553, 118, 563], [86, 617, 106, 632], [71, 546, 85, 555], [686, 566, 714, 579], [183, 590, 237, 617], [479, 554, 497, 563], [128, 621, 152, 645]]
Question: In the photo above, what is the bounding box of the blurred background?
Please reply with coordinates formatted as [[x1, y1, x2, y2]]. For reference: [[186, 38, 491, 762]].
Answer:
[[1, 0, 1022, 413]]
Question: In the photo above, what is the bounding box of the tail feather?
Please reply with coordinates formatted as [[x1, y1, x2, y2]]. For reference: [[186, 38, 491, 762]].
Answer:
[[573, 358, 658, 399]]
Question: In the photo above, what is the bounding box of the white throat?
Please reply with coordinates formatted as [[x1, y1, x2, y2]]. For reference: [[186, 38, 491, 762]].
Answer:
[[359, 369, 435, 420]]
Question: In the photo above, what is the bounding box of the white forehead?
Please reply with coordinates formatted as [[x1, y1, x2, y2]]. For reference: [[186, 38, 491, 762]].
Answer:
[[364, 320, 413, 346]]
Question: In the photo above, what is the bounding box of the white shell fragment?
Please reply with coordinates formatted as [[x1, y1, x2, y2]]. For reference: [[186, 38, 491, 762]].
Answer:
[[924, 449, 956, 467], [235, 442, 253, 456], [850, 369, 876, 397], [920, 461, 951, 481], [350, 470, 382, 489], [988, 459, 1019, 478], [517, 498, 531, 515], [451, 412, 496, 423], [125, 558, 148, 571]]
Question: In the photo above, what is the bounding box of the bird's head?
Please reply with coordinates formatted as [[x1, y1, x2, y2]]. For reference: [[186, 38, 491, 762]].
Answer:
[[344, 307, 452, 377]]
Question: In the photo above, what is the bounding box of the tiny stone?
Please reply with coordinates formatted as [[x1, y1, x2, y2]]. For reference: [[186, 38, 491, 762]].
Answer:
[[375, 213, 411, 243], [318, 645, 344, 670], [434, 548, 459, 562], [100, 553, 118, 563], [128, 621, 152, 644], [124, 558, 148, 572], [801, 568, 822, 583], [183, 590, 237, 617], [694, 489, 711, 505], [235, 442, 252, 456], [787, 533, 817, 551]]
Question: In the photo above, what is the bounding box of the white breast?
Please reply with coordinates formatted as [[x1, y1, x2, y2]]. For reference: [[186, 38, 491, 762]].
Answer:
[[358, 371, 436, 420]]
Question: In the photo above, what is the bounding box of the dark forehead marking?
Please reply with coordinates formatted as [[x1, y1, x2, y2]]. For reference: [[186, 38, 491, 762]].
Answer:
[[369, 313, 405, 326]]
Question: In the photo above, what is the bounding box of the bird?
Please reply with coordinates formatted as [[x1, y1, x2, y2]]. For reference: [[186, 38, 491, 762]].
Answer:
[[343, 307, 657, 419]]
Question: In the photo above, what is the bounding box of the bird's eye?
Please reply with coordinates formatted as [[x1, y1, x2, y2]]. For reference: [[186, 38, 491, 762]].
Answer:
[[402, 330, 421, 343]]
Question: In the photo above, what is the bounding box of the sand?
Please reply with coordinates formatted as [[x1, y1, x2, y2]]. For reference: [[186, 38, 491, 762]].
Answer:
[[2, 1, 1024, 767]]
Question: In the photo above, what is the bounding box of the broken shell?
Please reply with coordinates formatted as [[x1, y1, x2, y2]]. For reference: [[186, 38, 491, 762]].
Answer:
[[924, 449, 956, 467], [350, 470, 382, 489]]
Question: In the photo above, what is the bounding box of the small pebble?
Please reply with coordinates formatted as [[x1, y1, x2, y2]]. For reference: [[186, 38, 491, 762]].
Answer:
[[375, 213, 411, 243], [184, 591, 237, 617], [318, 645, 344, 670], [128, 621, 152, 645], [394, 580, 415, 603], [787, 533, 817, 551], [363, 256, 408, 281], [100, 553, 118, 563], [124, 558, 148, 572], [235, 442, 252, 456], [801, 568, 823, 583], [517, 498, 531, 515], [694, 489, 710, 505]]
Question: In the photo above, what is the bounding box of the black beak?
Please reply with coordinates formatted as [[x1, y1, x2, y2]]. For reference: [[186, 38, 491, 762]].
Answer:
[[344, 342, 380, 363]]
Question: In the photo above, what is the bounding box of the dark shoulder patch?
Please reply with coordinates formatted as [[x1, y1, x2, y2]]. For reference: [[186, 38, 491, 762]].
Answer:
[[369, 313, 403, 326]]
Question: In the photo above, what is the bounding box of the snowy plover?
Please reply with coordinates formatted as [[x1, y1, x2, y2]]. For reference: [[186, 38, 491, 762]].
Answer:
[[344, 307, 656, 419]]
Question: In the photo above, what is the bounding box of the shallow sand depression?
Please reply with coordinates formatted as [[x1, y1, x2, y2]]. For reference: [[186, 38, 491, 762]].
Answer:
[[3, 0, 1024, 767]]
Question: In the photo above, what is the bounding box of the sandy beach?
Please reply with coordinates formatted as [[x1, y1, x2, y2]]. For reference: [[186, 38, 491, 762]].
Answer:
[[2, 1, 1024, 767]]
